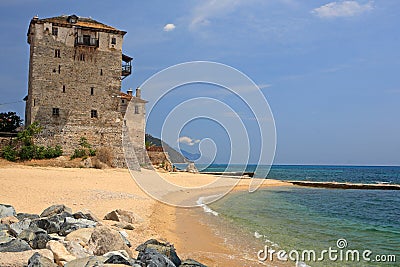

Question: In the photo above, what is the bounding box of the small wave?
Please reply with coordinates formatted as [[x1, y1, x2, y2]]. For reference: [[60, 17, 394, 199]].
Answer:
[[254, 231, 280, 247], [296, 262, 311, 267], [196, 195, 220, 216], [254, 231, 263, 239], [374, 181, 392, 184]]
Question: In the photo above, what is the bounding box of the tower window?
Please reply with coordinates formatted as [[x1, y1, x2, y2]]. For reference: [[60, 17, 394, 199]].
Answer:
[[62, 85, 66, 93], [100, 69, 103, 76], [91, 109, 98, 118], [79, 53, 85, 61], [90, 87, 94, 95], [135, 106, 139, 114], [55, 49, 61, 58], [58, 65, 61, 74], [111, 37, 116, 45], [52, 108, 60, 116], [122, 99, 125, 104], [52, 27, 58, 36]]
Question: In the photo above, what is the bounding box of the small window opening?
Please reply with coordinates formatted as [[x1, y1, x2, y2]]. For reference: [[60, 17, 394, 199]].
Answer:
[[79, 53, 85, 61], [55, 49, 61, 58], [135, 106, 139, 114], [91, 109, 98, 118], [52, 108, 60, 117], [58, 65, 61, 74], [111, 37, 116, 45], [100, 69, 103, 76], [122, 99, 125, 104], [33, 99, 36, 106], [52, 27, 58, 36], [62, 85, 66, 93], [90, 87, 94, 95]]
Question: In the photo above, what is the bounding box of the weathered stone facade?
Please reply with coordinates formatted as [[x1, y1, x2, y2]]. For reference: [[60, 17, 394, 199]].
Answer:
[[25, 15, 146, 167]]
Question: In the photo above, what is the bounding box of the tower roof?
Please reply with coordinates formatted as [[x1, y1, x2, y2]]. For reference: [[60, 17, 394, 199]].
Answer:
[[29, 14, 126, 35]]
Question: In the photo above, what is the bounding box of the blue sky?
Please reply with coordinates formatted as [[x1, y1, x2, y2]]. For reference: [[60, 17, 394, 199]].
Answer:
[[0, 0, 399, 165]]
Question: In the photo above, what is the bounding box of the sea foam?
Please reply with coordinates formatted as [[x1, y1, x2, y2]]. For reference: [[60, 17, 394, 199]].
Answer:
[[196, 195, 220, 216]]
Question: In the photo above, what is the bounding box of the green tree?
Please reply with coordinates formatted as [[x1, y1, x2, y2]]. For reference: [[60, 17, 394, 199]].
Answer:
[[0, 112, 22, 132]]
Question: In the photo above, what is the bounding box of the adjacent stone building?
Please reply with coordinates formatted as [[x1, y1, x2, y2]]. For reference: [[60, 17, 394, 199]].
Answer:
[[25, 14, 146, 167]]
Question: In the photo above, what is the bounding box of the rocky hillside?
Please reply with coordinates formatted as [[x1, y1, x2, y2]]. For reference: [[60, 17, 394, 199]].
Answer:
[[145, 134, 189, 163]]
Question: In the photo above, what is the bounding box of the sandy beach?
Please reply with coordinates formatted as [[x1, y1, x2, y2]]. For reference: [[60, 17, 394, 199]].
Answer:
[[0, 159, 292, 266]]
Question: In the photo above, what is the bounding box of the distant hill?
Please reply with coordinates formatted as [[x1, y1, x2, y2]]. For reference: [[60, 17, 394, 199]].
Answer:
[[145, 134, 189, 163], [180, 150, 201, 161]]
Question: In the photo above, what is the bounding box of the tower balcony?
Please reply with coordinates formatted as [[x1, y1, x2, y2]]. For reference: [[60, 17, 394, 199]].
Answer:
[[75, 36, 99, 47], [122, 54, 133, 80]]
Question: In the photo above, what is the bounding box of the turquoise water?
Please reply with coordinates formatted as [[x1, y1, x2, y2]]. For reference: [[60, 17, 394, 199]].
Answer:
[[204, 165, 400, 266]]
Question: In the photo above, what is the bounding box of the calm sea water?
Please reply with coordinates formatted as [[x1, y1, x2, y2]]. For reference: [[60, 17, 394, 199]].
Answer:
[[199, 165, 400, 266]]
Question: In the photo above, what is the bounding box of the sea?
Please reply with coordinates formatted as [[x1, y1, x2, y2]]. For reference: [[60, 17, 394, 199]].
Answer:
[[192, 165, 400, 266]]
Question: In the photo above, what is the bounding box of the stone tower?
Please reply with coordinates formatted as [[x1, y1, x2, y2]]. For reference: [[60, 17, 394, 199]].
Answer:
[[25, 14, 146, 167]]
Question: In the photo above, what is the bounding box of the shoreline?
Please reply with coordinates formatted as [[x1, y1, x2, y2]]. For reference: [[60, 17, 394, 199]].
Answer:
[[151, 171, 293, 266]]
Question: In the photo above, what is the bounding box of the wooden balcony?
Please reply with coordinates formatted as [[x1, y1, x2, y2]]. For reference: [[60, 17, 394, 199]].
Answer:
[[122, 54, 133, 80], [75, 36, 99, 47]]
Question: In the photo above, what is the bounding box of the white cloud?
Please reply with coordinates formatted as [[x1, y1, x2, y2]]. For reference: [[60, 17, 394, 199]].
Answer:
[[312, 1, 374, 18], [178, 136, 201, 146], [189, 0, 246, 29], [163, 23, 176, 32]]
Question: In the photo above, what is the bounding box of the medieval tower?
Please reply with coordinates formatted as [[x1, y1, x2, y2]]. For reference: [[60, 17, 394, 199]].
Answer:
[[25, 15, 146, 167]]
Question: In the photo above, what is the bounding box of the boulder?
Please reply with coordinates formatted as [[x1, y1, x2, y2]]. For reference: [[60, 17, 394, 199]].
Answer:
[[18, 229, 37, 243], [64, 256, 107, 267], [88, 226, 133, 257], [30, 211, 72, 234], [64, 227, 94, 244], [112, 222, 135, 230], [0, 230, 15, 245], [19, 228, 50, 249], [180, 259, 208, 267], [0, 249, 54, 267], [136, 239, 181, 266], [64, 240, 90, 258], [0, 204, 16, 219], [16, 213, 40, 221], [72, 209, 99, 222], [27, 252, 57, 267], [0, 223, 9, 231], [103, 250, 131, 261], [104, 254, 134, 265], [186, 162, 198, 173], [137, 247, 176, 267], [9, 218, 32, 236], [81, 157, 93, 168], [31, 231, 51, 250], [0, 238, 32, 252], [0, 216, 19, 225], [103, 209, 137, 224], [46, 240, 76, 264], [59, 217, 97, 236], [40, 205, 72, 218]]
